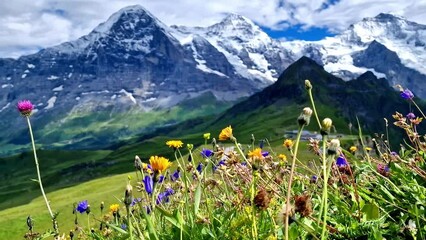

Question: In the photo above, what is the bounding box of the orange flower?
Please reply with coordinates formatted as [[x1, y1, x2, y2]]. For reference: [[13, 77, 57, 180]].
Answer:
[[219, 126, 233, 141], [149, 156, 172, 173], [248, 148, 263, 159], [109, 204, 119, 213], [278, 154, 287, 161], [283, 139, 294, 149]]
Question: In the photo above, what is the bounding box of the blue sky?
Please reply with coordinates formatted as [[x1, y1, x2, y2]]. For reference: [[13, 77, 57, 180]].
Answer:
[[262, 25, 336, 41], [0, 0, 425, 58]]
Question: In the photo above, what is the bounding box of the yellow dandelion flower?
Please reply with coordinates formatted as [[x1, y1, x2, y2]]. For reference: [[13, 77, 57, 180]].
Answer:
[[365, 147, 372, 152], [219, 126, 233, 141], [283, 139, 293, 149], [349, 146, 357, 153], [166, 140, 184, 149], [149, 156, 172, 173], [109, 204, 119, 213], [203, 133, 211, 140], [278, 154, 287, 161], [248, 148, 263, 159]]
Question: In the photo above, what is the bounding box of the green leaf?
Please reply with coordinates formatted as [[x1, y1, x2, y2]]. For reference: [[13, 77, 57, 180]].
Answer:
[[194, 183, 202, 216], [142, 208, 159, 240], [362, 203, 380, 220], [105, 222, 129, 235]]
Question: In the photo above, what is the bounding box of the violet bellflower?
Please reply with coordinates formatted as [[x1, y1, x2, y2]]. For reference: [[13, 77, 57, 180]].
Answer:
[[201, 149, 214, 158], [170, 169, 180, 182], [400, 89, 414, 100], [76, 200, 89, 214], [336, 156, 347, 167], [143, 175, 153, 195]]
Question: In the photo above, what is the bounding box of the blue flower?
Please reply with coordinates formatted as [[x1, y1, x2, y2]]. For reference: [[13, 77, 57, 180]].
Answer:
[[336, 156, 347, 167], [310, 175, 318, 183], [76, 200, 88, 214], [158, 175, 165, 183], [259, 140, 264, 149], [213, 160, 225, 172], [121, 224, 127, 230], [131, 198, 142, 207], [156, 187, 174, 205], [143, 175, 153, 195], [196, 163, 203, 174], [201, 149, 214, 158], [406, 112, 416, 119], [262, 151, 269, 157], [170, 169, 180, 182], [401, 89, 414, 100]]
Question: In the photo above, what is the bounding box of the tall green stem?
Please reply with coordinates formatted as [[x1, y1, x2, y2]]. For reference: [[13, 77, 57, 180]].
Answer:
[[321, 156, 334, 240], [317, 135, 327, 224], [284, 125, 304, 240], [308, 89, 321, 129], [26, 117, 55, 220], [127, 207, 134, 240]]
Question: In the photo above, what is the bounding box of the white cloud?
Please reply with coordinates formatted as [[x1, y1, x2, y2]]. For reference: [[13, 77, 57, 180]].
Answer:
[[0, 0, 425, 58]]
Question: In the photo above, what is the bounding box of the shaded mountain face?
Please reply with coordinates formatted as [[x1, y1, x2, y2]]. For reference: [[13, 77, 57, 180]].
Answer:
[[0, 5, 425, 155], [220, 56, 413, 134]]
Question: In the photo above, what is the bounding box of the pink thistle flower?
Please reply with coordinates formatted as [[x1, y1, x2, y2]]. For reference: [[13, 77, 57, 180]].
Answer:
[[17, 100, 34, 117]]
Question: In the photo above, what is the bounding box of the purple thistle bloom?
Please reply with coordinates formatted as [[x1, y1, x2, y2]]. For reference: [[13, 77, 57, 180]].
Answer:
[[336, 156, 347, 167], [262, 151, 269, 157], [17, 100, 34, 117], [143, 175, 153, 195], [400, 89, 414, 100], [201, 149, 214, 158], [158, 175, 165, 183], [170, 169, 180, 182], [406, 113, 416, 119], [196, 163, 203, 174], [76, 200, 89, 214]]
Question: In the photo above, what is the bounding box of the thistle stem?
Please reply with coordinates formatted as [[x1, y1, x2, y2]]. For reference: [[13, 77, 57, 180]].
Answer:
[[284, 125, 304, 240], [308, 89, 322, 129], [127, 207, 134, 240], [26, 117, 55, 221]]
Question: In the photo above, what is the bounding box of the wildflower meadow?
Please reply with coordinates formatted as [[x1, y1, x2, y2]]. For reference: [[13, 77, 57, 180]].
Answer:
[[12, 80, 426, 239]]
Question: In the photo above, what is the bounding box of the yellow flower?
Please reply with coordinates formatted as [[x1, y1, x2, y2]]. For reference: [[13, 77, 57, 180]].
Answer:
[[283, 139, 293, 149], [248, 148, 263, 159], [219, 126, 233, 141], [166, 140, 183, 149], [349, 146, 357, 153], [109, 204, 119, 213], [365, 147, 372, 152], [149, 156, 172, 173], [278, 154, 287, 161], [203, 133, 211, 140]]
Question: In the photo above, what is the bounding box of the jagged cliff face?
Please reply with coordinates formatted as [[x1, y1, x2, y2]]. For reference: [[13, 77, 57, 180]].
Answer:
[[0, 5, 425, 153]]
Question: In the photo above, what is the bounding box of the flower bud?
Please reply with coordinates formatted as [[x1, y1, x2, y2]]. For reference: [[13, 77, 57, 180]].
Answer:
[[187, 144, 194, 151], [297, 107, 313, 126], [327, 139, 340, 156], [321, 118, 332, 135], [124, 184, 133, 208], [134, 155, 143, 171], [305, 80, 312, 90]]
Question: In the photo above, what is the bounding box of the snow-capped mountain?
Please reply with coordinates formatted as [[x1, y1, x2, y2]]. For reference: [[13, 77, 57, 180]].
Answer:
[[283, 13, 426, 97], [0, 5, 425, 153]]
